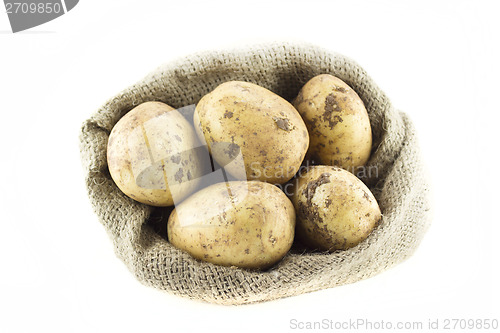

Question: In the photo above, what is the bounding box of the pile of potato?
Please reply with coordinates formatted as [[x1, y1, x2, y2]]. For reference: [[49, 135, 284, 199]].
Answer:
[[107, 74, 381, 270]]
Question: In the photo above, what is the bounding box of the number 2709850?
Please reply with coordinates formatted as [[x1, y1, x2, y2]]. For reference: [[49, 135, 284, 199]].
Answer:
[[443, 319, 498, 330], [5, 2, 62, 14]]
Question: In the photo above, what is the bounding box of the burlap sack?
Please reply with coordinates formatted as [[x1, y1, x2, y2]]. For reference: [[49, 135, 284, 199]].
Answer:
[[79, 42, 432, 305]]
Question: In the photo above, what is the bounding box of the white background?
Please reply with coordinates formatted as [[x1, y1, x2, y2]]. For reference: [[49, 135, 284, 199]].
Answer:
[[1, 1, 499, 332]]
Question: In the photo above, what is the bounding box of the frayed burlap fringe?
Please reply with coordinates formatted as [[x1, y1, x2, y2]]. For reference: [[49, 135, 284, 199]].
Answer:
[[79, 42, 432, 305]]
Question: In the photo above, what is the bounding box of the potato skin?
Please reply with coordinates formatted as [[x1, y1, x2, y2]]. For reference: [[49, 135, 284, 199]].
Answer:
[[293, 74, 372, 171], [107, 101, 203, 207], [291, 165, 381, 251], [167, 181, 295, 270], [194, 81, 309, 184]]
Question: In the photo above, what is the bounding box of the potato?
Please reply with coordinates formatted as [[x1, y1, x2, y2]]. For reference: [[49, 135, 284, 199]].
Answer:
[[290, 165, 381, 251], [168, 181, 295, 270], [194, 81, 309, 184], [293, 74, 372, 171], [107, 101, 204, 207]]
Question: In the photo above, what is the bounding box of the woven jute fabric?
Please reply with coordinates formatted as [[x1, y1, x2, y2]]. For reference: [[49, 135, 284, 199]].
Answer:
[[79, 42, 432, 305]]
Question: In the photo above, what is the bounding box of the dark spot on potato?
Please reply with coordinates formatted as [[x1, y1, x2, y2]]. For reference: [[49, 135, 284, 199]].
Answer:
[[325, 93, 341, 112], [205, 126, 211, 133], [303, 173, 331, 205], [309, 117, 318, 130], [325, 198, 332, 208], [224, 110, 233, 118], [298, 201, 323, 227], [224, 143, 240, 158], [174, 135, 182, 142], [260, 150, 267, 156], [174, 168, 183, 182], [363, 191, 372, 202], [273, 117, 292, 131], [170, 154, 181, 164], [324, 93, 344, 129], [334, 86, 347, 93], [245, 248, 250, 254]]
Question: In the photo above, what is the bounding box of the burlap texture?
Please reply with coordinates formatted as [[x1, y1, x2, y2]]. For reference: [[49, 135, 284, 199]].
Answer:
[[79, 42, 432, 305]]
